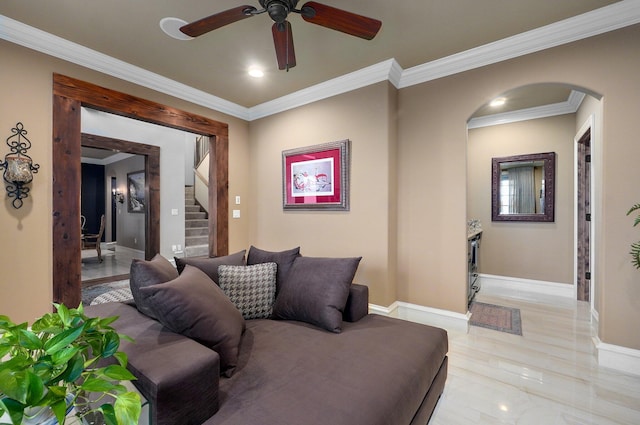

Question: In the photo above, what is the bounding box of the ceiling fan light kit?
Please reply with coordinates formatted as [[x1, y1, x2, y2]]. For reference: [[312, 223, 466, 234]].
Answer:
[[161, 0, 382, 71]]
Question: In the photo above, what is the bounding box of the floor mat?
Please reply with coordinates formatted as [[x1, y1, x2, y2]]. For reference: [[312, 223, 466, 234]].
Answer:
[[470, 302, 522, 335], [82, 280, 130, 306]]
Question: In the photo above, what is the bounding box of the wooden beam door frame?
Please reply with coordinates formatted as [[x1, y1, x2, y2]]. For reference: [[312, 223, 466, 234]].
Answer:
[[53, 73, 229, 308], [81, 133, 160, 261]]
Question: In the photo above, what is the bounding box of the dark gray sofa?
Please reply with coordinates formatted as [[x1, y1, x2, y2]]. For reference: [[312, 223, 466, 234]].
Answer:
[[86, 284, 448, 425]]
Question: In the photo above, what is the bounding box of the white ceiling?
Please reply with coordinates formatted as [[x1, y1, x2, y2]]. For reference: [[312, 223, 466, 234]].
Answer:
[[2, 1, 640, 120]]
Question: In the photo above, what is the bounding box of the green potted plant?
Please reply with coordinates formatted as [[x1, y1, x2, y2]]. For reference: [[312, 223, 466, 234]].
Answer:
[[627, 203, 640, 269], [0, 303, 141, 425]]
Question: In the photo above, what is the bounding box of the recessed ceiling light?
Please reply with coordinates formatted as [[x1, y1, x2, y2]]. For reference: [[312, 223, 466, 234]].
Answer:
[[159, 17, 194, 41], [490, 97, 506, 107], [248, 67, 265, 78]]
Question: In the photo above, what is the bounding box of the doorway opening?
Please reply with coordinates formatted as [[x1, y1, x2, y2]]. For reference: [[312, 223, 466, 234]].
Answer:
[[576, 118, 594, 303], [52, 74, 229, 308], [80, 133, 159, 285]]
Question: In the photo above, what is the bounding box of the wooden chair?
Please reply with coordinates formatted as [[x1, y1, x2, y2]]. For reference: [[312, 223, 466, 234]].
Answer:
[[82, 214, 105, 262]]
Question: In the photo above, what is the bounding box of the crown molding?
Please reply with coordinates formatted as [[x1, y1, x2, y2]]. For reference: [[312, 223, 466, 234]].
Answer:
[[0, 14, 251, 120], [467, 90, 586, 129], [398, 0, 640, 89], [2, 1, 639, 122], [249, 59, 400, 120]]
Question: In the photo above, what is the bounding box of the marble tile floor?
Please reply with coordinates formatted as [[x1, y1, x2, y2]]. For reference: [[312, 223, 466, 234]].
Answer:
[[430, 285, 640, 425], [81, 246, 143, 284]]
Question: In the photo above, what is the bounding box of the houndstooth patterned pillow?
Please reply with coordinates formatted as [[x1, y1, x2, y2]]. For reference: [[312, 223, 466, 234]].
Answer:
[[218, 262, 277, 320]]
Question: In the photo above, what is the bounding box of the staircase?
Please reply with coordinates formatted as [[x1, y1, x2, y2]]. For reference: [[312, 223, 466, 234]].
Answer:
[[184, 186, 209, 257]]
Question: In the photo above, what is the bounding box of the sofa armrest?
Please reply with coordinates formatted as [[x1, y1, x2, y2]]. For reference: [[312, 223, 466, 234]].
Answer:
[[343, 283, 369, 322], [85, 302, 220, 425], [129, 339, 220, 425]]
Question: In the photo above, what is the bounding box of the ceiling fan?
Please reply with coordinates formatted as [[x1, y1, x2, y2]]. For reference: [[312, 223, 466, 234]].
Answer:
[[161, 1, 382, 71]]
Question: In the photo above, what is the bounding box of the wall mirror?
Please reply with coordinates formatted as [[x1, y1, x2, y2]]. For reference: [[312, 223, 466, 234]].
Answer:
[[491, 152, 556, 222]]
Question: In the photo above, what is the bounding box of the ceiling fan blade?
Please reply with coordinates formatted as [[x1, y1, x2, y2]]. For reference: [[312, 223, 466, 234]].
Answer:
[[272, 22, 296, 71], [300, 1, 381, 40], [180, 5, 257, 37]]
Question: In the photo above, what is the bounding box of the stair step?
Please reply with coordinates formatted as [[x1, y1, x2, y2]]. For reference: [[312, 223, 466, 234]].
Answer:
[[185, 244, 209, 258], [186, 227, 208, 237], [186, 235, 209, 246], [186, 212, 207, 220], [186, 219, 208, 228], [184, 186, 208, 252]]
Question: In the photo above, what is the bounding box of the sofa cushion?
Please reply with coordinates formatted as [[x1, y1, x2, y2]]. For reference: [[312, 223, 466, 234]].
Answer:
[[246, 246, 300, 293], [175, 250, 246, 284], [218, 262, 277, 320], [139, 265, 245, 377], [272, 256, 361, 333], [129, 254, 179, 319]]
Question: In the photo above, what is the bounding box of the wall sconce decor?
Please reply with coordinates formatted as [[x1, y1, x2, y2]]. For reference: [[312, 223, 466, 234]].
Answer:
[[112, 188, 125, 204], [0, 122, 40, 209]]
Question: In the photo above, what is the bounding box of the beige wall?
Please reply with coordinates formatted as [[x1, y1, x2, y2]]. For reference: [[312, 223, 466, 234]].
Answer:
[[0, 39, 251, 324], [2, 23, 640, 351], [398, 24, 640, 349], [248, 82, 398, 306], [467, 115, 575, 284]]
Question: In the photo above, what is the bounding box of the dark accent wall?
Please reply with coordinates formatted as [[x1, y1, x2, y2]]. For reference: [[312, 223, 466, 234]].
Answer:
[[81, 163, 106, 240]]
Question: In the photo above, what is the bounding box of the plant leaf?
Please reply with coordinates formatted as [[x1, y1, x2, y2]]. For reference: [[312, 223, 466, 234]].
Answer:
[[31, 313, 62, 333], [24, 370, 45, 405], [51, 346, 80, 365], [0, 369, 29, 404], [113, 351, 128, 368], [80, 377, 117, 393], [101, 331, 120, 358], [100, 403, 117, 425], [56, 303, 71, 328], [44, 325, 84, 355], [17, 329, 42, 350], [626, 203, 640, 215], [99, 316, 119, 327], [114, 391, 141, 425], [101, 365, 136, 381], [58, 353, 84, 383], [50, 397, 67, 425], [0, 397, 24, 425]]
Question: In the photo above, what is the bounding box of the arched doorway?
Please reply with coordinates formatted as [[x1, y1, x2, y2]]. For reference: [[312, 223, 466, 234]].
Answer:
[[466, 83, 601, 305]]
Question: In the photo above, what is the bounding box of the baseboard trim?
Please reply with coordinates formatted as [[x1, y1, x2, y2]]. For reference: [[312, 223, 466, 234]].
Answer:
[[593, 336, 640, 376], [479, 274, 575, 299], [369, 301, 470, 333]]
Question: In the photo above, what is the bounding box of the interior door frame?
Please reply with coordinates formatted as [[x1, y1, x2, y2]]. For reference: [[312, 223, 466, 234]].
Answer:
[[53, 73, 229, 308], [574, 115, 595, 304], [81, 132, 160, 262]]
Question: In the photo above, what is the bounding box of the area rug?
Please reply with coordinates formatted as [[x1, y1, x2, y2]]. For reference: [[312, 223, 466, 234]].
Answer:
[[82, 280, 130, 306], [470, 302, 522, 335]]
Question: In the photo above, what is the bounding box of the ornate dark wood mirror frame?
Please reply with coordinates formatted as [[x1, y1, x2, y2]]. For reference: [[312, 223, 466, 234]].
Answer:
[[53, 74, 229, 308], [491, 152, 556, 222]]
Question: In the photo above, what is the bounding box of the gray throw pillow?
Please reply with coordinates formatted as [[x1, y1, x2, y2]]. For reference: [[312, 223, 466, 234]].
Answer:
[[272, 256, 362, 333], [174, 250, 246, 284], [246, 246, 300, 294], [129, 254, 179, 319], [139, 265, 245, 377], [218, 263, 277, 320]]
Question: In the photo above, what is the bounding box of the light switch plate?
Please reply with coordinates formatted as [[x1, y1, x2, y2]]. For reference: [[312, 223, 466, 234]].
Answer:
[[235, 196, 241, 205], [232, 209, 241, 218], [171, 208, 179, 216]]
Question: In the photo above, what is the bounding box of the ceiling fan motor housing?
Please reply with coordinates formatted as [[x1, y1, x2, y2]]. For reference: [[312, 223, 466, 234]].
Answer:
[[260, 0, 300, 23]]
